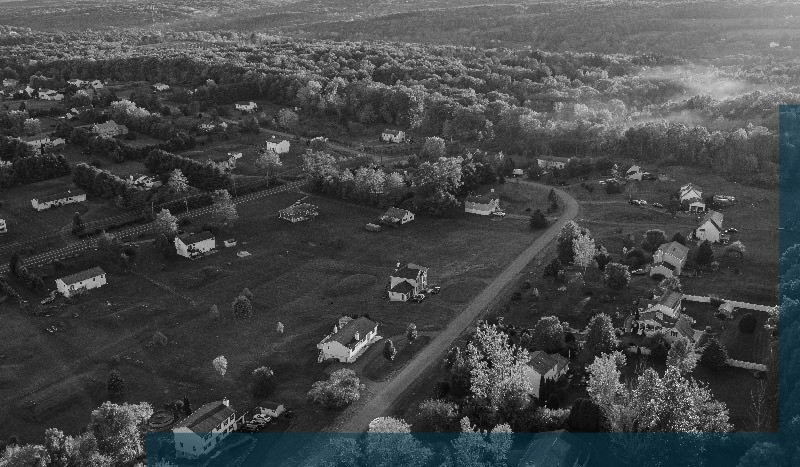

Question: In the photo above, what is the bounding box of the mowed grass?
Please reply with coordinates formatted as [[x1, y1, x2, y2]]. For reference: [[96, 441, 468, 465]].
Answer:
[[0, 185, 545, 441]]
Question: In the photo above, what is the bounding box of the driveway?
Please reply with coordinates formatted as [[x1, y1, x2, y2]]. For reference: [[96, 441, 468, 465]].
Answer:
[[328, 180, 579, 433]]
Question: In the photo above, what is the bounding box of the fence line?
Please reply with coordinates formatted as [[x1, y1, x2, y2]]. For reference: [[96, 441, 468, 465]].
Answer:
[[682, 294, 776, 312], [727, 359, 767, 372]]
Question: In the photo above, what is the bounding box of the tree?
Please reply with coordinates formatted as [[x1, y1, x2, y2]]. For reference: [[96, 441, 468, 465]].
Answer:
[[231, 295, 253, 320], [72, 212, 84, 235], [696, 240, 714, 268], [167, 168, 188, 193], [657, 275, 682, 294], [212, 189, 238, 226], [586, 352, 625, 411], [107, 370, 125, 397], [572, 232, 596, 271], [530, 316, 565, 353], [543, 258, 562, 280], [465, 323, 531, 411], [256, 148, 283, 180], [406, 323, 418, 342], [367, 417, 411, 433], [151, 331, 168, 347], [666, 336, 698, 374], [594, 246, 611, 271], [23, 118, 41, 136], [726, 240, 746, 258], [212, 355, 228, 377], [641, 229, 666, 252], [567, 398, 604, 432], [383, 340, 397, 361], [153, 209, 178, 237], [251, 366, 275, 399], [421, 136, 446, 160], [739, 313, 757, 334], [529, 209, 547, 229], [556, 221, 581, 263], [277, 108, 299, 131], [585, 314, 618, 356], [603, 262, 631, 290], [450, 418, 513, 467], [415, 399, 458, 432], [671, 232, 687, 245], [208, 304, 220, 320], [747, 381, 769, 432], [307, 369, 361, 408], [700, 338, 728, 370], [736, 442, 784, 467], [89, 401, 152, 465], [240, 287, 254, 300]]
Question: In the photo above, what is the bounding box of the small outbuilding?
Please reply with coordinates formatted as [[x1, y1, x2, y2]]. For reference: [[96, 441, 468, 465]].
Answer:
[[279, 203, 319, 223]]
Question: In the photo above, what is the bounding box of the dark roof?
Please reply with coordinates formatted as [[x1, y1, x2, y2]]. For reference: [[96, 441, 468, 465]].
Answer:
[[699, 210, 723, 231], [36, 189, 86, 203], [176, 400, 235, 433], [58, 266, 105, 285], [539, 156, 571, 163], [528, 351, 564, 375], [392, 263, 427, 280], [280, 203, 318, 216], [390, 281, 416, 294], [327, 317, 378, 349], [656, 291, 682, 309], [178, 230, 215, 244], [466, 193, 499, 204], [382, 207, 412, 219], [674, 316, 695, 341], [657, 241, 689, 261]]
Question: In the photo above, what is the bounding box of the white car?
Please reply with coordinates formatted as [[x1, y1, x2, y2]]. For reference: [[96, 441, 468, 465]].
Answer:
[[492, 210, 506, 217]]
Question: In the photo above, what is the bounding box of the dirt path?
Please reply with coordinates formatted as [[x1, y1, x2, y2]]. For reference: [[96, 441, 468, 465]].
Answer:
[[328, 180, 579, 433]]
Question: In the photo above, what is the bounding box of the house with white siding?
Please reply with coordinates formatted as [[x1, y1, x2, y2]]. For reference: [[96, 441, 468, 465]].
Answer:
[[55, 267, 106, 298], [279, 203, 319, 223], [31, 190, 87, 211], [695, 210, 723, 243], [380, 207, 414, 225], [388, 263, 428, 301], [651, 241, 690, 278], [537, 156, 571, 170], [647, 290, 683, 319], [175, 231, 216, 258], [625, 165, 643, 181], [381, 129, 406, 143], [689, 200, 706, 213], [317, 316, 379, 363], [235, 102, 257, 112], [265, 136, 290, 154], [173, 399, 242, 459], [464, 190, 500, 215], [152, 83, 170, 92], [680, 183, 703, 203]]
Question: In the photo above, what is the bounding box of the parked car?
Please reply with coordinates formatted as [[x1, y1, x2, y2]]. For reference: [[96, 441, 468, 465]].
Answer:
[[652, 202, 664, 208], [252, 414, 272, 423], [426, 286, 441, 294], [725, 228, 738, 233], [410, 293, 426, 303], [492, 210, 506, 217]]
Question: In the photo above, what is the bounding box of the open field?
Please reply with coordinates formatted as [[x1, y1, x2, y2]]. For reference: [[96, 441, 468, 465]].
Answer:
[[0, 182, 551, 441]]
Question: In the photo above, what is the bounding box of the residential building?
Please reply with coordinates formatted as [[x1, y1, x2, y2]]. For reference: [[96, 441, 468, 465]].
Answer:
[[381, 129, 406, 143], [265, 136, 290, 154], [380, 207, 415, 225], [524, 351, 570, 399], [512, 168, 525, 177], [235, 101, 257, 112], [518, 431, 591, 467], [695, 210, 723, 243], [689, 201, 706, 213], [647, 290, 683, 319], [679, 183, 703, 203], [173, 399, 241, 459], [67, 78, 85, 87], [388, 263, 428, 301], [39, 89, 64, 101], [55, 266, 106, 298], [537, 156, 571, 170], [651, 241, 690, 278], [175, 231, 216, 258], [19, 135, 65, 151], [256, 402, 285, 418], [317, 316, 379, 363], [90, 80, 104, 89], [279, 203, 319, 223], [625, 165, 643, 181], [0, 218, 7, 234], [152, 83, 170, 92], [31, 189, 87, 211], [91, 120, 128, 138], [465, 190, 501, 215], [128, 174, 159, 189]]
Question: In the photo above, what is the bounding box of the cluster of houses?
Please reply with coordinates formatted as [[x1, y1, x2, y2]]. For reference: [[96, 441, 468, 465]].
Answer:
[[235, 101, 258, 113], [17, 134, 66, 152]]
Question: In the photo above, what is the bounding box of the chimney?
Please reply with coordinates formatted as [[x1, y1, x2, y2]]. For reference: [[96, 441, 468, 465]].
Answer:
[[354, 331, 360, 341], [222, 398, 230, 407]]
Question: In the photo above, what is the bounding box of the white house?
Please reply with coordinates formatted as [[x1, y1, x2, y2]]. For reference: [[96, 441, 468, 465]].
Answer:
[[524, 351, 569, 399], [651, 241, 690, 278], [381, 129, 406, 143], [152, 83, 170, 92], [380, 207, 415, 225], [31, 190, 87, 211], [90, 80, 104, 89], [265, 137, 290, 154], [173, 399, 241, 459], [175, 231, 216, 258], [235, 101, 257, 112], [388, 263, 428, 301], [91, 120, 128, 138], [464, 190, 500, 215], [68, 78, 85, 87], [256, 402, 285, 418], [695, 210, 723, 243], [19, 135, 65, 151], [55, 266, 106, 298], [317, 316, 379, 363], [537, 156, 571, 170], [39, 89, 64, 101], [625, 165, 643, 181], [647, 291, 683, 319], [279, 203, 319, 223], [0, 218, 7, 234], [689, 201, 706, 213], [512, 168, 524, 177], [128, 174, 159, 189], [679, 183, 703, 203]]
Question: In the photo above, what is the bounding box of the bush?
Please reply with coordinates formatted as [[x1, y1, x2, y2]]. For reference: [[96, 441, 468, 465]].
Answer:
[[251, 366, 275, 399], [700, 338, 729, 370], [739, 313, 757, 334], [107, 370, 125, 396], [384, 340, 397, 361], [415, 399, 459, 432], [231, 295, 253, 320], [307, 369, 361, 409]]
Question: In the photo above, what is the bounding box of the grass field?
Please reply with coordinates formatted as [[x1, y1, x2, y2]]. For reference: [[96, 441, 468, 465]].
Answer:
[[0, 182, 551, 442]]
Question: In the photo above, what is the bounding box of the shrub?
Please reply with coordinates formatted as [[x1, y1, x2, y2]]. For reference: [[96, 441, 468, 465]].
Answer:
[[406, 323, 418, 342], [700, 338, 729, 370], [307, 369, 361, 409], [107, 370, 125, 396], [384, 340, 397, 361], [251, 366, 275, 399], [739, 313, 757, 334], [231, 295, 253, 320], [415, 399, 459, 432]]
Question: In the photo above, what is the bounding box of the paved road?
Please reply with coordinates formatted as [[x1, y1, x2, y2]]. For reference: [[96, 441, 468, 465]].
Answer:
[[0, 179, 306, 275], [328, 180, 579, 433]]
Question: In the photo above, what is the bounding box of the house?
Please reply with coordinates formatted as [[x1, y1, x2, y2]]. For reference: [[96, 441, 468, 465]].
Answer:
[[256, 402, 285, 418], [695, 210, 723, 243], [524, 351, 570, 399], [19, 135, 65, 151], [278, 203, 319, 223], [174, 231, 216, 258], [67, 78, 85, 88], [55, 266, 106, 298], [647, 291, 683, 319], [650, 241, 690, 278], [39, 89, 64, 101], [625, 165, 643, 181], [90, 80, 104, 89], [679, 183, 703, 203], [518, 431, 591, 467], [689, 201, 706, 213], [365, 223, 382, 232], [265, 136, 290, 154], [317, 317, 379, 363], [667, 315, 698, 343], [381, 129, 406, 143], [380, 207, 415, 225], [512, 168, 524, 177], [465, 190, 500, 215], [537, 156, 571, 170], [91, 120, 128, 138], [718, 302, 735, 319], [128, 174, 159, 189], [0, 218, 7, 234], [223, 239, 237, 248], [152, 83, 170, 92], [31, 189, 87, 211], [235, 101, 257, 112], [388, 263, 428, 301], [173, 399, 242, 459]]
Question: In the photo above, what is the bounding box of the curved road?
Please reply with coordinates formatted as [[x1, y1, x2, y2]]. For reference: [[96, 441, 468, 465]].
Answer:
[[329, 181, 579, 433]]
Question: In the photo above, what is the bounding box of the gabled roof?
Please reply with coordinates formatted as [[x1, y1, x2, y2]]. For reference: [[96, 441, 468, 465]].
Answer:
[[466, 193, 499, 204], [392, 263, 427, 280], [528, 350, 567, 375], [698, 210, 723, 231], [673, 315, 695, 341], [176, 400, 235, 433], [383, 129, 403, 135], [326, 317, 378, 349], [35, 189, 86, 203], [655, 291, 682, 309], [178, 230, 215, 244], [383, 207, 412, 219], [656, 241, 689, 262], [280, 203, 318, 216], [58, 266, 105, 285], [390, 281, 416, 295]]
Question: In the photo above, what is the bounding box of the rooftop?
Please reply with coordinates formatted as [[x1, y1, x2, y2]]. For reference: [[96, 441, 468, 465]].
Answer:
[[392, 263, 428, 280], [325, 317, 378, 349], [35, 189, 86, 204], [390, 281, 416, 295], [280, 203, 318, 216], [655, 291, 682, 309], [466, 193, 499, 204], [58, 266, 105, 285], [656, 241, 690, 261], [528, 350, 568, 375], [383, 207, 412, 219], [178, 230, 215, 244], [176, 400, 235, 433], [699, 210, 723, 230]]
